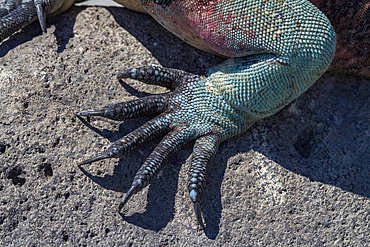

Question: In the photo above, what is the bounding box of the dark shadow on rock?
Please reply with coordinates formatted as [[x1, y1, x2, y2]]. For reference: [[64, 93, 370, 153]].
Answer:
[[202, 143, 228, 239], [49, 6, 82, 53], [107, 7, 224, 74], [77, 115, 119, 142], [263, 76, 370, 198], [118, 79, 153, 98], [122, 149, 187, 231]]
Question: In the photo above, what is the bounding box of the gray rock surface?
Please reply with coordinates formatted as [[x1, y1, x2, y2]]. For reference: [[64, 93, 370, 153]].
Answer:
[[0, 6, 369, 246]]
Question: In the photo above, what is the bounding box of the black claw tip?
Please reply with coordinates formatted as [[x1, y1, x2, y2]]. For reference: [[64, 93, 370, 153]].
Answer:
[[77, 111, 105, 117], [117, 68, 137, 80], [118, 182, 141, 212], [35, 2, 47, 33], [79, 153, 110, 166], [193, 202, 205, 230], [116, 71, 127, 80]]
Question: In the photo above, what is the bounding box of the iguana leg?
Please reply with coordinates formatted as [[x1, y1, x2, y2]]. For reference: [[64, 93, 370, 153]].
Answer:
[[0, 0, 75, 42]]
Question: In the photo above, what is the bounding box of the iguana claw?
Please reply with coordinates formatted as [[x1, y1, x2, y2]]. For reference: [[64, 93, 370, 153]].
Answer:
[[34, 0, 47, 33]]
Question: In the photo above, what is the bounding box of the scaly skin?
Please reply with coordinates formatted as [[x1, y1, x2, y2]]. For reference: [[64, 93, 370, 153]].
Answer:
[[1, 0, 366, 229]]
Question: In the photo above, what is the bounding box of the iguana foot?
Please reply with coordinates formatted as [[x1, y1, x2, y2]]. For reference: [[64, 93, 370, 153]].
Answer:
[[78, 66, 228, 229], [0, 0, 75, 42]]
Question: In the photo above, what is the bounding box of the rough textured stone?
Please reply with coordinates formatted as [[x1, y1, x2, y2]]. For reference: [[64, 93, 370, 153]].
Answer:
[[0, 6, 369, 246]]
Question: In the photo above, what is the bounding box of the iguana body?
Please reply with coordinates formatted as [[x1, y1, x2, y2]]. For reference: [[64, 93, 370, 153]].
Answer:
[[0, 0, 367, 229]]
